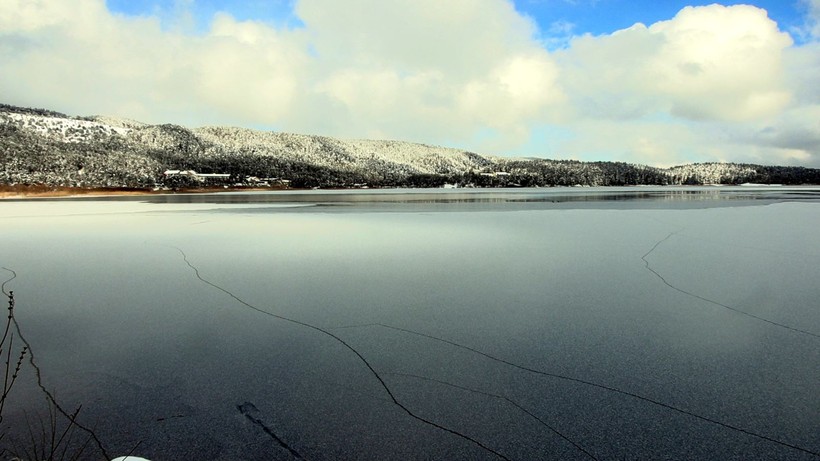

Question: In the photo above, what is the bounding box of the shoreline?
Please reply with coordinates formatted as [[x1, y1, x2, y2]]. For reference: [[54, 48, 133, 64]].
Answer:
[[2, 183, 816, 200], [0, 185, 287, 199]]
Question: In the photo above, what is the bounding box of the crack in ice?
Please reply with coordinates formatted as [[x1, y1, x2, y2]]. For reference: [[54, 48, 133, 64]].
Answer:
[[388, 372, 598, 460], [334, 322, 820, 458], [641, 232, 820, 339], [173, 247, 512, 460]]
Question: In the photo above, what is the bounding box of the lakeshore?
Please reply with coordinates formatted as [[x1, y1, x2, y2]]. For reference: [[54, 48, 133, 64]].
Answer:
[[0, 184, 286, 199]]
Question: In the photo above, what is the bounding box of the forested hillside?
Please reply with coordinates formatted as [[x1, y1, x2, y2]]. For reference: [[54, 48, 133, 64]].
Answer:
[[2, 103, 819, 190]]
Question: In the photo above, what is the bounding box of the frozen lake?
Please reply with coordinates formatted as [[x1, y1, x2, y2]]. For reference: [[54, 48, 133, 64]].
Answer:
[[1, 187, 819, 460]]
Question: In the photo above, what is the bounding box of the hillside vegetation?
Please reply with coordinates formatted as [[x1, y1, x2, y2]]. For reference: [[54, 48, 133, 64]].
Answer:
[[2, 103, 819, 190]]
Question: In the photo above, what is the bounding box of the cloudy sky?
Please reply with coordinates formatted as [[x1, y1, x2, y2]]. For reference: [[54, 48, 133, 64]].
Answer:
[[1, 0, 819, 167]]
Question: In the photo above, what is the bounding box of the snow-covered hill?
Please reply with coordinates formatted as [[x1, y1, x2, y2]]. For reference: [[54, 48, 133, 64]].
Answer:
[[193, 126, 491, 176], [1, 103, 818, 189]]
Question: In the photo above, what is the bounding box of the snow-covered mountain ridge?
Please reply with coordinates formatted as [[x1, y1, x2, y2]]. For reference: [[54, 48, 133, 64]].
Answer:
[[192, 125, 492, 176], [2, 103, 818, 189]]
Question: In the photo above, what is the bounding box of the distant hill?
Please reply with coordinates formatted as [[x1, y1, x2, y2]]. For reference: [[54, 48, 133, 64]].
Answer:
[[2, 103, 819, 190]]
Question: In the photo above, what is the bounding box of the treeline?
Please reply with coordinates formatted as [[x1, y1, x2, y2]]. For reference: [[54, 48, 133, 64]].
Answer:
[[2, 104, 820, 190], [467, 160, 820, 187], [0, 103, 69, 119]]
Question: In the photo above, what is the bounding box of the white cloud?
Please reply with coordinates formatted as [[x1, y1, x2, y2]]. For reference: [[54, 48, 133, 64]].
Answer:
[[0, 0, 565, 150], [296, 0, 565, 144], [540, 3, 820, 167], [0, 0, 818, 167], [648, 5, 793, 121], [296, 0, 538, 75], [556, 5, 794, 122]]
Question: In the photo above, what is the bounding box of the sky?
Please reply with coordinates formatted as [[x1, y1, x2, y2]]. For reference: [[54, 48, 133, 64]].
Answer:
[[1, 0, 819, 167]]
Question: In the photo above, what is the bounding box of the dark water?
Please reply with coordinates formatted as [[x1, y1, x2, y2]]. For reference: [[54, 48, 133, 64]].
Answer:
[[1, 187, 819, 460]]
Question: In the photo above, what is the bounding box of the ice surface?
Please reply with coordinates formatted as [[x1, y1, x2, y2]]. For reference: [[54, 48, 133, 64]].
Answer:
[[1, 187, 818, 460]]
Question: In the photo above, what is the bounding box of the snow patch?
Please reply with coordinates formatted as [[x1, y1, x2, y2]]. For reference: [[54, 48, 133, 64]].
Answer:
[[5, 112, 131, 142]]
